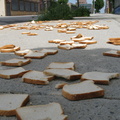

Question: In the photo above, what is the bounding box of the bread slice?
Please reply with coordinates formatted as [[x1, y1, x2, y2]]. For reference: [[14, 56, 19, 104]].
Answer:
[[58, 44, 73, 50], [39, 49, 58, 55], [79, 40, 97, 44], [72, 44, 87, 49], [1, 58, 31, 67], [45, 27, 53, 31], [57, 29, 67, 33], [0, 46, 20, 53], [0, 67, 29, 79], [24, 51, 47, 59], [109, 38, 120, 41], [55, 83, 67, 89], [16, 102, 68, 120], [22, 70, 54, 85], [59, 41, 74, 45], [14, 49, 31, 56], [21, 32, 31, 35], [81, 71, 119, 84], [47, 62, 75, 70], [0, 44, 15, 50], [72, 37, 94, 42], [44, 68, 82, 80], [62, 80, 104, 100], [48, 39, 66, 43], [27, 33, 38, 36], [103, 50, 120, 57], [66, 27, 76, 31], [66, 31, 75, 34], [0, 94, 29, 116], [71, 34, 83, 39]]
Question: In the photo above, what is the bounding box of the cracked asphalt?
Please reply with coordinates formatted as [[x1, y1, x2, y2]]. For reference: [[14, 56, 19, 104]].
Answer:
[[0, 14, 120, 120]]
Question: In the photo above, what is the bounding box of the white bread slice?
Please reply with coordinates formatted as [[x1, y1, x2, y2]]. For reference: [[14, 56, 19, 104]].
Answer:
[[39, 49, 58, 55], [62, 80, 104, 100], [103, 50, 120, 57], [1, 58, 31, 67], [45, 26, 53, 31], [47, 62, 75, 70], [72, 44, 87, 49], [48, 39, 66, 43], [16, 102, 68, 120], [59, 41, 74, 45], [79, 40, 97, 44], [14, 49, 31, 56], [58, 44, 73, 50], [24, 51, 47, 59], [0, 44, 15, 50], [55, 83, 67, 89], [44, 68, 82, 80], [22, 70, 54, 85], [0, 94, 29, 116], [0, 67, 29, 79], [72, 37, 94, 42], [66, 31, 75, 34], [81, 71, 119, 84], [0, 46, 20, 53]]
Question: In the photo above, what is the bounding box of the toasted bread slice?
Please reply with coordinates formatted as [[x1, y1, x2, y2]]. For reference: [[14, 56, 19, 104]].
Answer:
[[39, 49, 58, 55], [59, 41, 74, 45], [81, 72, 119, 84], [22, 70, 54, 85], [48, 39, 66, 43], [62, 80, 104, 100], [0, 94, 29, 116], [58, 44, 73, 50], [44, 68, 82, 80], [109, 38, 120, 41], [47, 62, 75, 70], [1, 58, 31, 67], [72, 44, 87, 49], [0, 67, 29, 79], [24, 51, 47, 59], [79, 40, 97, 44], [0, 46, 20, 53], [0, 44, 15, 49], [103, 50, 120, 57], [14, 49, 31, 56], [16, 102, 68, 120]]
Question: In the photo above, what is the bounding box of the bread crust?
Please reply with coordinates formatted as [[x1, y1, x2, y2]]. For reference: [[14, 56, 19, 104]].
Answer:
[[103, 52, 120, 57], [62, 88, 104, 101]]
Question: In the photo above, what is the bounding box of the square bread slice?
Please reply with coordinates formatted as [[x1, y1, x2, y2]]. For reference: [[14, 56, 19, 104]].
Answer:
[[103, 50, 120, 57], [22, 70, 54, 85], [0, 94, 29, 116], [79, 40, 97, 44], [39, 49, 58, 55], [16, 102, 68, 120], [48, 39, 66, 43], [1, 58, 31, 67], [14, 49, 31, 56], [44, 68, 82, 80], [72, 37, 94, 42], [46, 62, 75, 70], [81, 71, 119, 84], [59, 41, 74, 45], [0, 46, 20, 53], [62, 80, 104, 100], [72, 44, 87, 49], [24, 51, 47, 59], [0, 67, 29, 79], [0, 44, 15, 50]]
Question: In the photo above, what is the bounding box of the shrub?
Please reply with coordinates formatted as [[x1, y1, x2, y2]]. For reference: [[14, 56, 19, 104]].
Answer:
[[72, 7, 90, 17], [38, 2, 73, 21]]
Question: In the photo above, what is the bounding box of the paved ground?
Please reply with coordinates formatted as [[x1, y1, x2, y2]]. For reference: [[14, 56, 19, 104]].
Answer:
[[0, 14, 120, 120]]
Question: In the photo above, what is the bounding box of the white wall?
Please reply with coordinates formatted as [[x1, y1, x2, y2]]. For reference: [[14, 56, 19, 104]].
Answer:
[[0, 0, 6, 16]]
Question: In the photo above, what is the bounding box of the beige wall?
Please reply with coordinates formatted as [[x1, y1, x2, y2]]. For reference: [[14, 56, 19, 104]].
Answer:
[[0, 0, 6, 16]]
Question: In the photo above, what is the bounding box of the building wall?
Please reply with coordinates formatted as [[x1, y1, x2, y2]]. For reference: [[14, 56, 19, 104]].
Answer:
[[0, 0, 6, 16], [114, 0, 120, 8], [79, 0, 87, 4]]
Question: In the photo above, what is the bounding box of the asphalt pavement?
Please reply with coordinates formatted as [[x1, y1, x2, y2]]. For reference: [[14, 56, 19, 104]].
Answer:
[[0, 13, 120, 120]]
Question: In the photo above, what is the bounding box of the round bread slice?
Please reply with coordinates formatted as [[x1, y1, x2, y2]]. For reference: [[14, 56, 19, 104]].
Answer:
[[0, 67, 29, 79], [62, 80, 104, 100], [81, 71, 119, 84], [16, 102, 68, 120], [103, 50, 120, 57], [1, 58, 31, 67], [22, 70, 54, 85], [0, 94, 29, 116]]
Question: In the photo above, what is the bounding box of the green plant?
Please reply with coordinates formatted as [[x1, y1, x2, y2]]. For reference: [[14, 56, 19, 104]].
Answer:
[[72, 7, 90, 17], [95, 0, 104, 13]]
